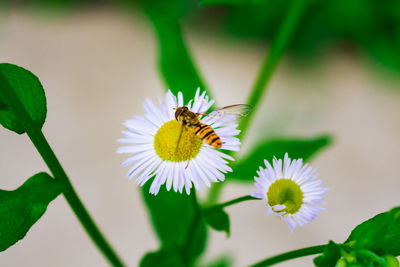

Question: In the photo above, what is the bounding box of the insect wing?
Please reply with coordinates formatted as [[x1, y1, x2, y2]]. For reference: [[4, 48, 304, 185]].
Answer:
[[205, 104, 252, 122]]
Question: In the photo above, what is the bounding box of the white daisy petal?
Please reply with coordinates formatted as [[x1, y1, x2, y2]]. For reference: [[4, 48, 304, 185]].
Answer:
[[177, 92, 184, 107], [118, 89, 241, 195], [252, 154, 327, 231]]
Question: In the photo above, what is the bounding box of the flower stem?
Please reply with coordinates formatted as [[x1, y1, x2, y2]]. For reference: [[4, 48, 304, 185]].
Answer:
[[239, 0, 310, 140], [210, 195, 258, 209], [250, 244, 326, 267], [0, 74, 124, 267]]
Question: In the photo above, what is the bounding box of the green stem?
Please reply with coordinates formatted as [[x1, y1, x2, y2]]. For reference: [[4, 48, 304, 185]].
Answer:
[[0, 74, 124, 267], [239, 0, 310, 140], [210, 195, 258, 209], [250, 244, 326, 267]]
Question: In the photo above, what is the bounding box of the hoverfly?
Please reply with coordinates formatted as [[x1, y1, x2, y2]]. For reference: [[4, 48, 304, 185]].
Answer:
[[174, 104, 251, 168]]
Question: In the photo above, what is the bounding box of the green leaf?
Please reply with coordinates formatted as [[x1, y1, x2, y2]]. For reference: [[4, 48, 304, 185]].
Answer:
[[140, 247, 186, 267], [144, 10, 209, 100], [141, 184, 207, 264], [345, 206, 400, 256], [204, 207, 230, 237], [0, 101, 6, 110], [313, 241, 341, 267], [232, 135, 332, 181], [0, 172, 63, 251], [0, 63, 47, 134]]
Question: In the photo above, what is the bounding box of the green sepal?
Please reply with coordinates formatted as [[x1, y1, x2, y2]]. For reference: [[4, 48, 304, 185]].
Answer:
[[0, 63, 47, 134], [0, 172, 63, 251], [204, 207, 230, 237], [313, 241, 341, 267], [232, 135, 332, 182]]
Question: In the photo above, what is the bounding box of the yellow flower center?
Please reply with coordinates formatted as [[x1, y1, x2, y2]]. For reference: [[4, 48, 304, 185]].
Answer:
[[154, 120, 203, 162], [267, 178, 303, 214]]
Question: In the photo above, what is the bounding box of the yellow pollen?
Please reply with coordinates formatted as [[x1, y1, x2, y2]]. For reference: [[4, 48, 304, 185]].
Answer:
[[154, 120, 203, 162], [267, 178, 303, 214]]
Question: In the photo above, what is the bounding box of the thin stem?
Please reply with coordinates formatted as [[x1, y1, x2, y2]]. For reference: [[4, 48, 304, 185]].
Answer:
[[210, 195, 258, 209], [0, 74, 124, 267], [250, 244, 326, 267], [239, 0, 309, 140]]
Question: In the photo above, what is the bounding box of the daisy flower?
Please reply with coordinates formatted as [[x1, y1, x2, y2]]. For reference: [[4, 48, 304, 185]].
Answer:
[[252, 153, 327, 232], [117, 88, 241, 195]]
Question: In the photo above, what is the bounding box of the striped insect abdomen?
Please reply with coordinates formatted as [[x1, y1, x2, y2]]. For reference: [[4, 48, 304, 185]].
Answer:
[[193, 123, 222, 148]]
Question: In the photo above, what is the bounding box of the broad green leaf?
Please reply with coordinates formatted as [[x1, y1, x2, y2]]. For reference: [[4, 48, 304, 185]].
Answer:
[[144, 10, 209, 100], [345, 206, 400, 256], [232, 135, 332, 181], [140, 247, 185, 267], [0, 98, 6, 110], [141, 183, 207, 264], [0, 172, 63, 251], [204, 207, 230, 237], [313, 241, 341, 267], [0, 63, 47, 134]]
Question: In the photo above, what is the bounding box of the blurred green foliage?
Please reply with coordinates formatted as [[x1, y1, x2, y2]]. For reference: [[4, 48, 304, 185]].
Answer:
[[232, 135, 332, 182], [141, 183, 207, 266], [221, 0, 400, 72], [4, 0, 400, 74], [143, 11, 208, 99]]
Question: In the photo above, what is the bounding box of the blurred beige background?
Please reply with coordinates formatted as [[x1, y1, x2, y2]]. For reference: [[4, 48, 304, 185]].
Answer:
[[1, 7, 400, 267]]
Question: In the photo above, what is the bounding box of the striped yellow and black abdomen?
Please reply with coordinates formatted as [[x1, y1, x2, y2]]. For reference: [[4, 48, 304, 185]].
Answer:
[[192, 123, 222, 148]]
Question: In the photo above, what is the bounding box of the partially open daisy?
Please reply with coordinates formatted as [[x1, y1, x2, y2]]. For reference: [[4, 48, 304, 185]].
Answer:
[[252, 153, 327, 232], [117, 88, 240, 195]]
